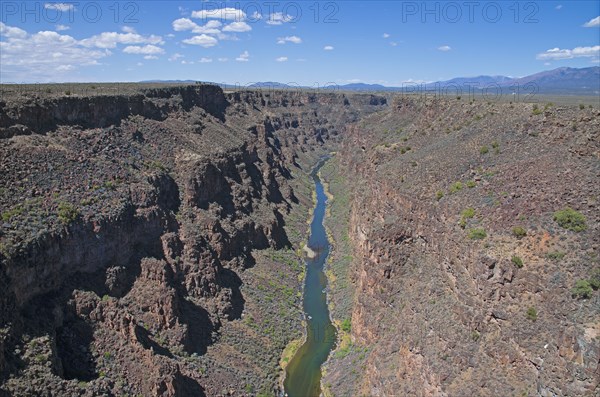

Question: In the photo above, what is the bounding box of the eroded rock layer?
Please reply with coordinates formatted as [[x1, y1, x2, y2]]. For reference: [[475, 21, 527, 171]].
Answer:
[[322, 97, 599, 397], [0, 85, 387, 396]]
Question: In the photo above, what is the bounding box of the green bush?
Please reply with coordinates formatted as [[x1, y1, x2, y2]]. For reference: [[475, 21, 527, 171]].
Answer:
[[553, 208, 587, 232], [511, 255, 523, 268], [468, 228, 487, 240], [436, 191, 444, 201], [526, 307, 537, 321], [546, 251, 565, 260], [480, 146, 489, 155], [466, 180, 476, 188], [1, 205, 24, 222], [340, 318, 351, 333], [589, 269, 600, 290], [532, 104, 542, 115], [461, 208, 475, 219], [57, 202, 79, 225], [449, 181, 463, 194], [572, 280, 593, 299], [512, 226, 527, 239], [579, 103, 585, 110]]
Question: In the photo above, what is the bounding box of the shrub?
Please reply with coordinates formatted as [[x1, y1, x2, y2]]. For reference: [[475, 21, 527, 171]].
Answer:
[[589, 269, 600, 290], [65, 90, 71, 96], [449, 182, 463, 194], [572, 280, 593, 299], [468, 228, 487, 240], [57, 202, 79, 225], [461, 208, 475, 219], [532, 104, 542, 115], [512, 226, 527, 239], [466, 180, 476, 188], [1, 205, 24, 222], [526, 307, 537, 321], [480, 146, 489, 155], [553, 208, 587, 232], [436, 191, 444, 201], [579, 103, 585, 110], [340, 319, 351, 333], [511, 255, 523, 268], [546, 251, 566, 260], [471, 330, 480, 341]]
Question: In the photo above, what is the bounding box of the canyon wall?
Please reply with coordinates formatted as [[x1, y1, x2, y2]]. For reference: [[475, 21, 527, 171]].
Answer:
[[0, 85, 387, 396], [322, 97, 599, 396]]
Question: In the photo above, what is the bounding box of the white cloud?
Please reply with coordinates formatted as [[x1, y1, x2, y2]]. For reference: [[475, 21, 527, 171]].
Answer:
[[56, 64, 74, 72], [390, 42, 398, 47], [80, 31, 163, 49], [173, 18, 198, 31], [123, 45, 164, 55], [122, 26, 136, 33], [323, 45, 334, 51], [0, 22, 27, 38], [199, 57, 213, 63], [182, 34, 218, 47], [136, 62, 143, 66], [583, 16, 600, 27], [438, 45, 451, 51], [383, 33, 390, 38], [172, 18, 223, 35], [181, 60, 194, 65], [55, 24, 70, 31], [267, 12, 293, 25], [276, 56, 288, 62], [218, 57, 229, 62], [0, 24, 109, 81], [236, 50, 250, 62], [168, 53, 184, 62], [536, 45, 600, 60], [44, 3, 74, 11], [192, 8, 246, 21], [251, 11, 262, 20], [222, 21, 252, 32], [555, 5, 562, 10], [277, 35, 302, 44], [144, 55, 158, 60]]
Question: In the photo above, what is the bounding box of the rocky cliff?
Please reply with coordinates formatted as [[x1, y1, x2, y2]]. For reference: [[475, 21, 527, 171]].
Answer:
[[0, 84, 387, 396], [322, 97, 599, 396]]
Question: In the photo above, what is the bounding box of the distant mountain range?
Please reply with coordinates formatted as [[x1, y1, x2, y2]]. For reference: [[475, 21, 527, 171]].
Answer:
[[142, 67, 600, 95], [330, 67, 599, 95]]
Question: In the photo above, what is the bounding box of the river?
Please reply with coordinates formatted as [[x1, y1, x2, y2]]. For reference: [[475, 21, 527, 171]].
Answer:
[[283, 157, 337, 397]]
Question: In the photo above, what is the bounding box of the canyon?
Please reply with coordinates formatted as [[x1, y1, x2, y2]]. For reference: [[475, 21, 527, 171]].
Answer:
[[0, 85, 598, 397]]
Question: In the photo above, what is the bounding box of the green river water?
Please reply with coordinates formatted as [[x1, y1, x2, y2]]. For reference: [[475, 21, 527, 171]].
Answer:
[[283, 158, 337, 397]]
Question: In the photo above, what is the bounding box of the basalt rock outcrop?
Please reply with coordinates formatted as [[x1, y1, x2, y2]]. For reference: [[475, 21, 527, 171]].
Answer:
[[322, 96, 599, 397], [0, 85, 387, 396]]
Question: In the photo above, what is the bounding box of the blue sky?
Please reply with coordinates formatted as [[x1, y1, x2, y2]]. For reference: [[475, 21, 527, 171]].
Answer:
[[1, 1, 599, 84]]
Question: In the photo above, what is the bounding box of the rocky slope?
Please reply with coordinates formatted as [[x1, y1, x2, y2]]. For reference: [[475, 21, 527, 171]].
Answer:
[[0, 85, 387, 396], [322, 97, 600, 396]]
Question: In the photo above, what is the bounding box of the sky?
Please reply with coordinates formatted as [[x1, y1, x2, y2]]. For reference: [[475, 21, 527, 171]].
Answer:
[[0, 1, 599, 85]]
